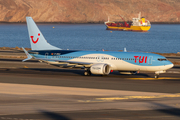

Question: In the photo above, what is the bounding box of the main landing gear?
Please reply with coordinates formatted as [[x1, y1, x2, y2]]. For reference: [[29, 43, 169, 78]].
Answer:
[[154, 73, 159, 78], [84, 68, 91, 76]]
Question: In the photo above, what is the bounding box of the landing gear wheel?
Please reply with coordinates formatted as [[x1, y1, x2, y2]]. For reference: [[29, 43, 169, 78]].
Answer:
[[84, 71, 88, 76], [84, 69, 91, 76], [155, 74, 159, 78]]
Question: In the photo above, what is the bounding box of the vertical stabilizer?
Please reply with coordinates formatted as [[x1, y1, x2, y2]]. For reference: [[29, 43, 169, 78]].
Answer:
[[26, 17, 61, 50]]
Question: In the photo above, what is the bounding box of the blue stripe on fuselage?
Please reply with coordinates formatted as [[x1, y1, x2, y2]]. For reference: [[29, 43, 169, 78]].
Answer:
[[29, 50, 172, 66]]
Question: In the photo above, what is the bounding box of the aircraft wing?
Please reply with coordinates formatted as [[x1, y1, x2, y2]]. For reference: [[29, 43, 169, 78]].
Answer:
[[22, 48, 94, 67], [36, 58, 93, 66]]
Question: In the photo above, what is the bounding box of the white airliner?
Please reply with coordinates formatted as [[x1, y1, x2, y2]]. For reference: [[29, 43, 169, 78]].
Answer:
[[22, 17, 174, 78]]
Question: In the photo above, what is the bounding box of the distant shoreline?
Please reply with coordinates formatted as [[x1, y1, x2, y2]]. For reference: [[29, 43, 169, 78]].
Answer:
[[0, 21, 180, 24]]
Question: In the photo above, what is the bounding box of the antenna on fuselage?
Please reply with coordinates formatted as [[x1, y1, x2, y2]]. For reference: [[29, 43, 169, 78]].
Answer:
[[124, 47, 127, 52]]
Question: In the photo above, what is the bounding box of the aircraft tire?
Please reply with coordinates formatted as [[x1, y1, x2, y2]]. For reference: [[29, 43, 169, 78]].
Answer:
[[155, 75, 159, 78], [84, 70, 91, 76]]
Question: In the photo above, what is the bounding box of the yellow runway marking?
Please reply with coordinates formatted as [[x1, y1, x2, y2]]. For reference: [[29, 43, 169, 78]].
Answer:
[[79, 93, 180, 103], [129, 77, 180, 80], [23, 66, 28, 68]]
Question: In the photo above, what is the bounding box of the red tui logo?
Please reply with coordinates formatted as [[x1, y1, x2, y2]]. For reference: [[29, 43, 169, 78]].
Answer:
[[134, 56, 147, 63], [31, 33, 40, 44]]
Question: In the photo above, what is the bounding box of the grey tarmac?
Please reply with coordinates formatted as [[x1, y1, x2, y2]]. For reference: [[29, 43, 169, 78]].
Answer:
[[0, 51, 180, 120]]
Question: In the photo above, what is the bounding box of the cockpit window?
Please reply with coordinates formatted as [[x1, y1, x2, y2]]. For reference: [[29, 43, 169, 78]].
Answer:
[[158, 58, 167, 61]]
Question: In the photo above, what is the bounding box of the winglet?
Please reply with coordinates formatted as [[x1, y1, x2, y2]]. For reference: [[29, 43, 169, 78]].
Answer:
[[22, 47, 32, 62]]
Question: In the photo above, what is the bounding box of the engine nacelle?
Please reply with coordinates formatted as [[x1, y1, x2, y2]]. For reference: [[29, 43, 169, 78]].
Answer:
[[90, 63, 111, 75]]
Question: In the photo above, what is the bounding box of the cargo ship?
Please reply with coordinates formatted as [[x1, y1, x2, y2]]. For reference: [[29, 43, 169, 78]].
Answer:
[[104, 12, 151, 32]]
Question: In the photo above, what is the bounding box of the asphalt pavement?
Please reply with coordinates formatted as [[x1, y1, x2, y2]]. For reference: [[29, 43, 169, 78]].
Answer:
[[0, 50, 180, 120]]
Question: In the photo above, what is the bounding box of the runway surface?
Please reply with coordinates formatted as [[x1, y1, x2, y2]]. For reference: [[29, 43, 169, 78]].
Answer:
[[0, 52, 180, 120]]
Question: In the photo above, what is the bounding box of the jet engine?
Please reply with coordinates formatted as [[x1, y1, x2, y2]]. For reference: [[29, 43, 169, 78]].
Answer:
[[90, 63, 111, 75]]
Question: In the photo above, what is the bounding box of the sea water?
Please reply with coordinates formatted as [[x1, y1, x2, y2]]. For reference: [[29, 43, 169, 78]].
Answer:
[[0, 23, 179, 53]]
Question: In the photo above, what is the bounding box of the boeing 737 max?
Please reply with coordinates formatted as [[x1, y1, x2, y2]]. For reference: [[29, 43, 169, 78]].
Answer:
[[22, 17, 174, 78]]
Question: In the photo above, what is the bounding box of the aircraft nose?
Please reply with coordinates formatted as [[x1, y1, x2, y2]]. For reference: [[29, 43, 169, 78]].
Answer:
[[166, 62, 174, 69], [170, 63, 174, 68], [164, 61, 174, 70]]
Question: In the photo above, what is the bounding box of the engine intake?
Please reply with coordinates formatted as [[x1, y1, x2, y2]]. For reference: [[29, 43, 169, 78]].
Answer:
[[90, 63, 111, 75]]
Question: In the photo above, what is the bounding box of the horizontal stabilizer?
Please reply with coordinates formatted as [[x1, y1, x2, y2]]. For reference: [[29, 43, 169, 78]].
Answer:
[[22, 47, 32, 62]]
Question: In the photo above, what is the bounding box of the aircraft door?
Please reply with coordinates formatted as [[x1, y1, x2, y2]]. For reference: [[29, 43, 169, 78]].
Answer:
[[148, 56, 153, 65], [97, 56, 104, 62], [97, 56, 100, 62], [45, 53, 49, 59]]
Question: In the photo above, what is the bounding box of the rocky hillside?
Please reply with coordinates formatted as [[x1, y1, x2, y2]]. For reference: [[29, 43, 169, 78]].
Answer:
[[0, 0, 180, 23]]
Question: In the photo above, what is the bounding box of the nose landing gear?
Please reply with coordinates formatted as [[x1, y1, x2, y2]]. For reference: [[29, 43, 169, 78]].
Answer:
[[154, 70, 166, 78], [155, 74, 159, 78]]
